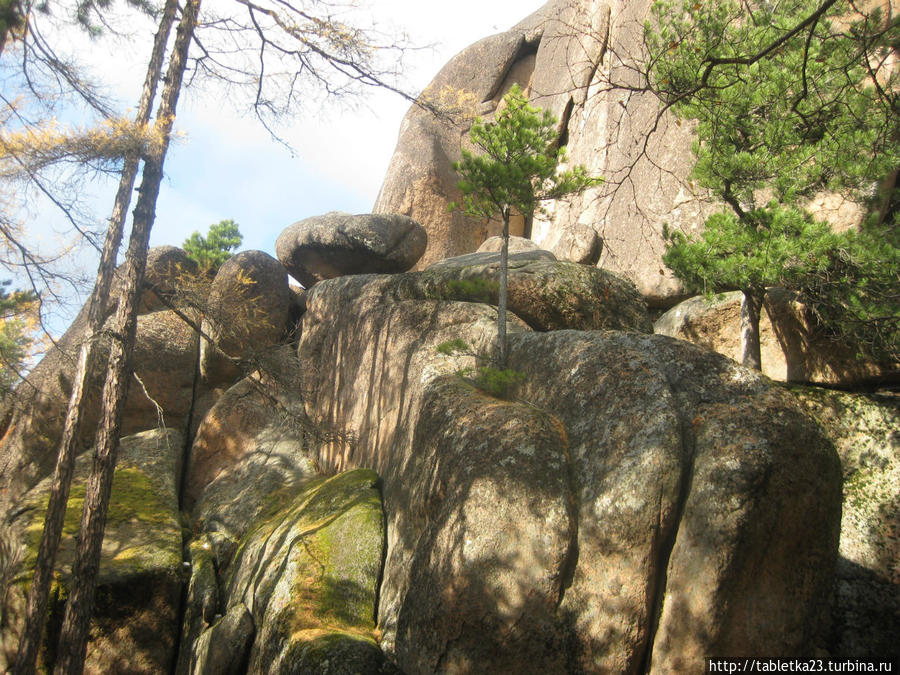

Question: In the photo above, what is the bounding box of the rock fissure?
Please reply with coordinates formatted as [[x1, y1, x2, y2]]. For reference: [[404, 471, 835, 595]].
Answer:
[[638, 398, 699, 674]]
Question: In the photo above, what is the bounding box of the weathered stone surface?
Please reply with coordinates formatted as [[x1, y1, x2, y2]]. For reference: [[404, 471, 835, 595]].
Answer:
[[124, 309, 201, 436], [221, 469, 389, 674], [789, 387, 900, 660], [2, 428, 183, 673], [299, 276, 840, 672], [186, 346, 314, 525], [654, 289, 899, 386], [372, 24, 540, 268], [0, 306, 197, 504], [319, 255, 651, 333], [188, 603, 255, 675], [139, 245, 199, 313], [544, 220, 604, 264], [475, 235, 545, 254], [200, 250, 292, 387], [275, 211, 427, 288]]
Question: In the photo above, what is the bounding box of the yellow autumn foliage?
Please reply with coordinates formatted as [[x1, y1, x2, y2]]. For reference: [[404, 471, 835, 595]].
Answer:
[[0, 115, 166, 180]]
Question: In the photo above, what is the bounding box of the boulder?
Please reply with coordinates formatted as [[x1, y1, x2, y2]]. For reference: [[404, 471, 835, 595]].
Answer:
[[124, 309, 201, 436], [299, 276, 841, 672], [788, 386, 900, 660], [0, 306, 197, 504], [218, 469, 389, 674], [138, 245, 199, 313], [654, 289, 899, 386], [423, 254, 652, 332], [274, 211, 427, 288], [544, 220, 603, 264], [313, 256, 651, 333], [476, 235, 545, 254], [185, 346, 313, 522], [200, 250, 292, 387], [373, 25, 538, 268], [2, 428, 184, 673]]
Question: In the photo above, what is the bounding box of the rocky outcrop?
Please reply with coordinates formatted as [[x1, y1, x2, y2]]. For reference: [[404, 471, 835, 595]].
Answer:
[[199, 250, 292, 387], [185, 346, 313, 521], [788, 387, 900, 660], [476, 235, 546, 255], [188, 469, 389, 674], [654, 289, 899, 386], [299, 275, 842, 672], [2, 428, 184, 673], [307, 257, 652, 335], [0, 307, 199, 503], [373, 0, 698, 303], [275, 212, 427, 288]]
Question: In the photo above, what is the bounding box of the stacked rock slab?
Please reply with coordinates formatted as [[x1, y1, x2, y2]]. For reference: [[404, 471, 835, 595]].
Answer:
[[298, 271, 841, 672], [275, 212, 427, 288]]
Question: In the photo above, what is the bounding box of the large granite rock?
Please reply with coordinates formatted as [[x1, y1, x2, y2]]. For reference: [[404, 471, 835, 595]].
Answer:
[[199, 250, 292, 387], [789, 387, 900, 660], [138, 245, 199, 313], [374, 0, 865, 305], [1, 428, 184, 673], [303, 256, 651, 336], [185, 346, 313, 522], [191, 469, 389, 674], [275, 211, 427, 288], [298, 276, 841, 672], [654, 289, 899, 386]]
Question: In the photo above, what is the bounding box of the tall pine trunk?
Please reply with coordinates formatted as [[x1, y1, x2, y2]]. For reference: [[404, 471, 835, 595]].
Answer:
[[13, 2, 178, 671], [50, 2, 201, 671], [497, 206, 510, 368], [740, 288, 765, 370]]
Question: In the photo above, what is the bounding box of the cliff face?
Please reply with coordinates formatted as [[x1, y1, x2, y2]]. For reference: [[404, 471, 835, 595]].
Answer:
[[373, 0, 711, 306], [373, 0, 870, 307]]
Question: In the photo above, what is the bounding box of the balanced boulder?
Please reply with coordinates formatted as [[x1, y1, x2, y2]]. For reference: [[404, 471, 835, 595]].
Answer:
[[199, 250, 292, 387], [275, 212, 426, 288]]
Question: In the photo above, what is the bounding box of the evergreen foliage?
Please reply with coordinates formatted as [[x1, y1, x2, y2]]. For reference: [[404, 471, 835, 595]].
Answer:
[[451, 84, 601, 366], [647, 0, 899, 365], [182, 219, 243, 274]]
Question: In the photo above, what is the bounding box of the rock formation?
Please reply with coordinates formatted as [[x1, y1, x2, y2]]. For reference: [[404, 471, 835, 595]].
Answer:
[[654, 289, 899, 387], [374, 0, 868, 307], [0, 0, 895, 671], [275, 212, 427, 288]]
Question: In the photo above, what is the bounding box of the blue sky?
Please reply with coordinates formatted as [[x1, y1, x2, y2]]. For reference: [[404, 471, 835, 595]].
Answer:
[[21, 0, 546, 332]]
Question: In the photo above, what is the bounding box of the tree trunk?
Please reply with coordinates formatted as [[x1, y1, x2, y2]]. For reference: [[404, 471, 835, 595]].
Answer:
[[497, 207, 510, 368], [740, 288, 765, 370], [13, 2, 178, 672], [50, 2, 200, 672]]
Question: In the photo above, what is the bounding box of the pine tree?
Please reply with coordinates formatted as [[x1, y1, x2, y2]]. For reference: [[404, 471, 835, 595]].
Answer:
[[182, 219, 243, 274], [451, 84, 601, 367], [647, 0, 899, 367]]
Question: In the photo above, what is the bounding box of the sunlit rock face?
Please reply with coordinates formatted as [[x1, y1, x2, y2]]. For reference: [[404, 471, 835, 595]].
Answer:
[[299, 272, 842, 673], [373, 0, 708, 306]]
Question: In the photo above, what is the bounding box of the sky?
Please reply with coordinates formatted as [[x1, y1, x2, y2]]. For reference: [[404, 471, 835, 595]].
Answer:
[[88, 0, 546, 254], [22, 0, 547, 332]]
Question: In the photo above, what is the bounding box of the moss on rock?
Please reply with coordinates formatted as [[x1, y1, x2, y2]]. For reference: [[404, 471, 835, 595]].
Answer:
[[200, 468, 390, 674], [4, 428, 183, 673]]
